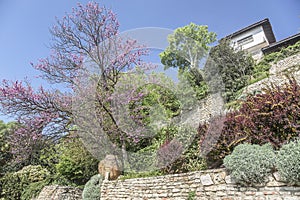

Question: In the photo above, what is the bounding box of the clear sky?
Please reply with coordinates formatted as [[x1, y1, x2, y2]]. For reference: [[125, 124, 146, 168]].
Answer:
[[0, 0, 299, 81], [0, 0, 299, 121]]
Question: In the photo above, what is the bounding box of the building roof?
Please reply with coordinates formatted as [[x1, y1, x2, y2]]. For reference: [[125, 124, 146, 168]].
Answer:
[[262, 32, 300, 54], [224, 18, 276, 44]]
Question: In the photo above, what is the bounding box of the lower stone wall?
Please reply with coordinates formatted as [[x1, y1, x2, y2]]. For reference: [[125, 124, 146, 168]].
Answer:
[[35, 185, 82, 200], [100, 168, 300, 200]]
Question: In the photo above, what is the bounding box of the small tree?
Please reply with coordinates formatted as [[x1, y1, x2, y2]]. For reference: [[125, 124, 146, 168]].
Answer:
[[0, 2, 150, 167], [209, 39, 254, 102]]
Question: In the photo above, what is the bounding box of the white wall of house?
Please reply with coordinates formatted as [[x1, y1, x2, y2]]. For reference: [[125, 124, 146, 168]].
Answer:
[[229, 26, 270, 60]]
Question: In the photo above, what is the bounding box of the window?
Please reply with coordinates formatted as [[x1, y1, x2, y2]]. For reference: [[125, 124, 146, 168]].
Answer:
[[237, 35, 254, 46]]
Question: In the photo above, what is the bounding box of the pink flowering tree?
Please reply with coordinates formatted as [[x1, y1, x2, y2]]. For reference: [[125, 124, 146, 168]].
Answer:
[[0, 2, 150, 166]]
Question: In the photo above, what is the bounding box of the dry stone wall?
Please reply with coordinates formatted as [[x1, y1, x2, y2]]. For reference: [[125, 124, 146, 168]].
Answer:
[[35, 185, 82, 200], [243, 53, 300, 95], [100, 168, 300, 200]]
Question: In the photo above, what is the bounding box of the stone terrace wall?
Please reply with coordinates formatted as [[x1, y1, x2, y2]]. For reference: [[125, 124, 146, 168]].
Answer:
[[243, 53, 300, 95], [35, 185, 82, 200], [100, 168, 300, 200]]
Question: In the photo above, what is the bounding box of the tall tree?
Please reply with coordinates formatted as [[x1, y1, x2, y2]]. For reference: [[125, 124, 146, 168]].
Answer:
[[160, 23, 216, 70], [209, 39, 254, 102], [159, 23, 217, 99], [0, 2, 149, 166]]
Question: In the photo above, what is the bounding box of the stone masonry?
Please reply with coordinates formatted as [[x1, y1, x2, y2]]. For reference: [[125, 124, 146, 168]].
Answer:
[[35, 185, 82, 200], [243, 53, 300, 95], [100, 168, 300, 200]]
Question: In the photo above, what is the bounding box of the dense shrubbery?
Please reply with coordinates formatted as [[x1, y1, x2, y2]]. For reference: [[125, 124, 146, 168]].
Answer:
[[224, 140, 300, 186], [0, 131, 99, 199], [0, 165, 50, 200], [55, 136, 99, 186], [82, 174, 103, 200], [0, 121, 18, 175], [155, 126, 207, 174], [223, 143, 276, 185], [276, 140, 300, 184], [199, 78, 300, 167]]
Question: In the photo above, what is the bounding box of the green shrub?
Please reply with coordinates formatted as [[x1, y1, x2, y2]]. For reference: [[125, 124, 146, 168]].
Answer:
[[156, 125, 207, 174], [21, 179, 51, 200], [0, 165, 50, 200], [223, 143, 276, 185], [276, 140, 300, 184], [187, 191, 196, 200], [0, 172, 23, 200], [55, 136, 98, 186], [82, 174, 103, 200]]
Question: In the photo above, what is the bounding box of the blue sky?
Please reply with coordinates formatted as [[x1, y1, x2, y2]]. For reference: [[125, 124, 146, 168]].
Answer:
[[0, 0, 299, 121], [0, 0, 299, 81]]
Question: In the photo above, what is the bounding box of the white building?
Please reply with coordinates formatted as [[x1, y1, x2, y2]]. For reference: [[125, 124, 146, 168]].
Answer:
[[225, 18, 276, 60]]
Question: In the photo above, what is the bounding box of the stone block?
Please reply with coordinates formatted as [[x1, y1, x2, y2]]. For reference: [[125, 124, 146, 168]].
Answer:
[[200, 174, 214, 186]]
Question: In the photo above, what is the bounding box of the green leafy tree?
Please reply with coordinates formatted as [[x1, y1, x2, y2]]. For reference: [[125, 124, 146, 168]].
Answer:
[[160, 23, 216, 99], [160, 23, 216, 70], [209, 39, 254, 102]]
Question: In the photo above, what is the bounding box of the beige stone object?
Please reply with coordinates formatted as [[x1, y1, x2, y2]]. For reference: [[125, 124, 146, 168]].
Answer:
[[98, 154, 122, 180]]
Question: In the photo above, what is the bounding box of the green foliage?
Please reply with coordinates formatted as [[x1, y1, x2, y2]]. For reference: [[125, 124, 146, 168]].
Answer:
[[21, 179, 51, 200], [129, 77, 181, 126], [82, 174, 103, 200], [160, 23, 216, 70], [0, 165, 50, 200], [199, 78, 300, 167], [187, 191, 196, 200], [0, 121, 18, 175], [252, 40, 300, 80], [38, 144, 59, 174], [208, 39, 255, 102], [224, 143, 276, 185], [179, 68, 209, 100], [157, 126, 207, 174], [55, 136, 98, 186], [276, 140, 300, 184], [267, 40, 300, 64], [160, 23, 216, 100]]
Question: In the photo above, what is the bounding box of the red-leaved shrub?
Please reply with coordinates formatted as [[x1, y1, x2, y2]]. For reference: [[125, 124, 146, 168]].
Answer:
[[199, 78, 300, 168]]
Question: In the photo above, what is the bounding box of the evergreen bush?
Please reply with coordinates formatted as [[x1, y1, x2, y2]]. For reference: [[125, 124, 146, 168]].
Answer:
[[223, 143, 276, 185], [0, 165, 50, 200], [276, 140, 300, 184], [82, 174, 103, 200]]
